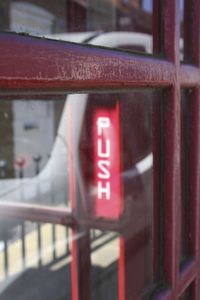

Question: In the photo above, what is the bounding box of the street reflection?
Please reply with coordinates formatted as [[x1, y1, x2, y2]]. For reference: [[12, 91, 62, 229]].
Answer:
[[0, 89, 160, 299], [0, 98, 67, 207]]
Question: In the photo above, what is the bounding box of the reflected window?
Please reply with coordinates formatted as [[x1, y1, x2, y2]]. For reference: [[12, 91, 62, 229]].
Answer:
[[10, 2, 55, 34], [141, 0, 152, 13], [0, 0, 153, 54]]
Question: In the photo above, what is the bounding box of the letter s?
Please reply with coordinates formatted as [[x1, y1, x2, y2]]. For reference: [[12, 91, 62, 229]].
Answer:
[[98, 160, 110, 179]]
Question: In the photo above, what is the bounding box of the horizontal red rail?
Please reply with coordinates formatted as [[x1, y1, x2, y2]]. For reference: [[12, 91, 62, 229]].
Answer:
[[0, 33, 200, 94], [0, 33, 199, 94], [180, 64, 200, 87], [0, 202, 75, 226], [0, 32, 176, 92]]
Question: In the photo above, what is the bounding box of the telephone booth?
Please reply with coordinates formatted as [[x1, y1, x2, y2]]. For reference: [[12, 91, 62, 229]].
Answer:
[[0, 1, 199, 300]]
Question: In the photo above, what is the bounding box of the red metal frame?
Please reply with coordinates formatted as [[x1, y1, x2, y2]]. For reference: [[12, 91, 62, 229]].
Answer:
[[0, 0, 200, 299]]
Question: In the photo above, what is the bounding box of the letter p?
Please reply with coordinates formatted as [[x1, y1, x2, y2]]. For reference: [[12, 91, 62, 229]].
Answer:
[[97, 117, 110, 136]]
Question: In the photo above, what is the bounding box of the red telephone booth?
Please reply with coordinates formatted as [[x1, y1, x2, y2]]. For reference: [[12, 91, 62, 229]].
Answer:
[[0, 1, 199, 300]]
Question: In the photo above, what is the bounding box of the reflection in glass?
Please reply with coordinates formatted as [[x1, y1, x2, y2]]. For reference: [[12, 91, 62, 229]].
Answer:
[[142, 0, 152, 12], [180, 0, 184, 61], [0, 0, 153, 54], [0, 90, 160, 298], [91, 230, 119, 300], [0, 220, 72, 300], [179, 283, 193, 300], [180, 90, 192, 266], [0, 97, 68, 207], [76, 91, 160, 297]]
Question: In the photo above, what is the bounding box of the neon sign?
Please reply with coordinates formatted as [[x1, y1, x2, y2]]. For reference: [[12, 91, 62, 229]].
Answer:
[[93, 102, 122, 219]]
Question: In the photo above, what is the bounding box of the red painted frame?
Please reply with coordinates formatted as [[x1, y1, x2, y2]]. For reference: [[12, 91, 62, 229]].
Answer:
[[0, 0, 200, 299]]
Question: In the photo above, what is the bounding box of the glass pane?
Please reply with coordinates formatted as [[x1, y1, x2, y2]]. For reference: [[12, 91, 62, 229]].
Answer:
[[180, 0, 184, 61], [179, 283, 194, 300], [180, 89, 193, 266], [0, 0, 153, 54], [76, 90, 160, 297], [0, 219, 71, 299], [0, 97, 68, 208], [181, 0, 198, 64], [91, 230, 119, 299], [0, 90, 161, 298]]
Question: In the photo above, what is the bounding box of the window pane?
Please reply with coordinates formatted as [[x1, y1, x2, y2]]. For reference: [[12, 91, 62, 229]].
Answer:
[[0, 0, 153, 54], [76, 90, 160, 297], [91, 230, 119, 299], [180, 0, 184, 61], [181, 0, 198, 64], [0, 219, 71, 299], [0, 90, 161, 298], [0, 97, 68, 208], [179, 282, 194, 300], [180, 89, 193, 266]]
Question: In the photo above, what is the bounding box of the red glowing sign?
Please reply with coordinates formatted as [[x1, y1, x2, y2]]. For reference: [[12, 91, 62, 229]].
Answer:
[[93, 102, 122, 219]]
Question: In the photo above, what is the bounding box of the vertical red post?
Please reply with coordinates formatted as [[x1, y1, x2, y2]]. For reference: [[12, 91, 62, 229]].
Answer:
[[188, 89, 200, 300], [161, 1, 181, 298], [67, 100, 91, 300], [189, 1, 200, 299]]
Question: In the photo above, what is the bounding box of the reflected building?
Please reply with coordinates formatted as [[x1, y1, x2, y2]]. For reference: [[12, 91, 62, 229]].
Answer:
[[67, 0, 152, 33], [0, 0, 152, 34]]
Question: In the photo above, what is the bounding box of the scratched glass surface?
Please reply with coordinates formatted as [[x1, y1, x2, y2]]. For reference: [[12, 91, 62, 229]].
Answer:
[[0, 219, 72, 300], [0, 0, 153, 54]]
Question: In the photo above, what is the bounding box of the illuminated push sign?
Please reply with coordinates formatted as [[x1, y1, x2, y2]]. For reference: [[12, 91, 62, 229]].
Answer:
[[93, 103, 122, 219]]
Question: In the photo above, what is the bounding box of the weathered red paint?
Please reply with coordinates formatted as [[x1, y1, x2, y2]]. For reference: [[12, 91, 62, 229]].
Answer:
[[190, 2, 200, 299], [0, 32, 176, 93], [162, 0, 181, 297], [0, 33, 200, 94]]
